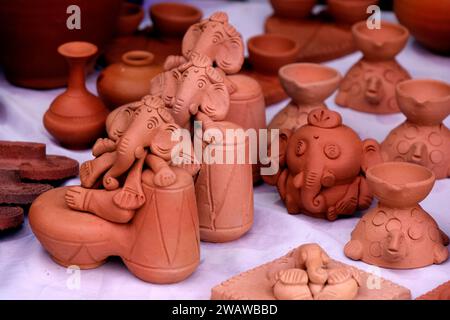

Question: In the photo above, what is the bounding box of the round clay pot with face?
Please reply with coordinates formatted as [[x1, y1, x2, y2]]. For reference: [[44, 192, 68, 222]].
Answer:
[[270, 0, 316, 20], [150, 2, 202, 38], [97, 50, 163, 110], [248, 34, 300, 75], [116, 2, 144, 36], [328, 0, 379, 25]]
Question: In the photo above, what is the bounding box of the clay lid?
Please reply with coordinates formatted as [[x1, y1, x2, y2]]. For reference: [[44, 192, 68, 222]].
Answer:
[[366, 162, 435, 208], [58, 41, 98, 59], [396, 79, 450, 125]]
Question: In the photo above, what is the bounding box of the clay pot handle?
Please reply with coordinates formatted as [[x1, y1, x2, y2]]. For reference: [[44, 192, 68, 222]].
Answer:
[[122, 50, 154, 66]]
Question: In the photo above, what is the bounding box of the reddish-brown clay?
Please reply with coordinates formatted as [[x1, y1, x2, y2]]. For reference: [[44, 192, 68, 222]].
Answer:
[[336, 21, 411, 114], [395, 0, 450, 54], [97, 50, 163, 110], [270, 0, 316, 20], [345, 162, 449, 269], [0, 206, 24, 231], [381, 79, 450, 179], [328, 0, 379, 26], [211, 243, 412, 300], [264, 109, 383, 221], [268, 63, 341, 131], [416, 281, 450, 300], [116, 2, 144, 37], [43, 42, 110, 149]]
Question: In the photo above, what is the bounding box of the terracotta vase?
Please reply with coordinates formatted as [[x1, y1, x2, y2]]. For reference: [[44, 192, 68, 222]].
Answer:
[[116, 2, 144, 36], [0, 0, 122, 89], [335, 21, 411, 114], [268, 63, 342, 131], [394, 0, 450, 54], [381, 79, 450, 179], [97, 50, 163, 110], [43, 42, 109, 149], [345, 162, 449, 269], [328, 0, 380, 26], [270, 0, 316, 20]]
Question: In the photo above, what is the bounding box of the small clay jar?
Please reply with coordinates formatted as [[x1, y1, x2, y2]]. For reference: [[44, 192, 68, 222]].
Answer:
[[328, 0, 379, 25], [43, 42, 109, 149], [345, 162, 449, 269], [150, 2, 202, 39], [268, 63, 342, 131], [270, 0, 316, 20], [335, 21, 411, 114], [381, 79, 450, 179], [247, 34, 300, 75], [116, 2, 144, 36], [97, 50, 163, 110]]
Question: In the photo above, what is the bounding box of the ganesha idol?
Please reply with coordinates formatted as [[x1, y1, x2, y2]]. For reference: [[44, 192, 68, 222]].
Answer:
[[263, 109, 383, 221], [29, 96, 201, 284]]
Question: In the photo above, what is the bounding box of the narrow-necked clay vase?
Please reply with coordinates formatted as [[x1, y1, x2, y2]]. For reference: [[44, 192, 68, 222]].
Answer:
[[97, 50, 163, 110], [381, 79, 450, 179], [336, 21, 411, 114], [116, 2, 144, 36], [328, 0, 379, 26], [345, 162, 449, 269], [43, 42, 109, 149], [270, 0, 316, 20], [268, 63, 342, 131], [247, 34, 301, 75]]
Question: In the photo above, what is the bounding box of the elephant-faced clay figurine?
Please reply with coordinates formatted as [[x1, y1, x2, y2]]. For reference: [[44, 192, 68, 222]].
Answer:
[[335, 21, 411, 114], [263, 109, 383, 220], [381, 79, 450, 179], [268, 63, 342, 132], [345, 162, 449, 269]]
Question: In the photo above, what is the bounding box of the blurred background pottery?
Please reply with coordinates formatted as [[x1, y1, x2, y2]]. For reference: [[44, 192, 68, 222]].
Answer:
[[97, 50, 162, 110], [394, 0, 450, 54], [328, 0, 380, 25], [270, 0, 316, 20], [116, 2, 144, 36], [0, 0, 122, 89]]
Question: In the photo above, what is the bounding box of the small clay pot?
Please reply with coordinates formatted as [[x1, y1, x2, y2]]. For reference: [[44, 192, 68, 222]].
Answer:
[[150, 2, 202, 38], [116, 2, 144, 36], [395, 0, 450, 54], [247, 34, 300, 75], [270, 0, 316, 20], [328, 0, 379, 25], [97, 50, 163, 110]]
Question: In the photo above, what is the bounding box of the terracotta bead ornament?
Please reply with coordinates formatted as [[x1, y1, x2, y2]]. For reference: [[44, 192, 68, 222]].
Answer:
[[263, 109, 383, 221], [336, 21, 411, 114], [345, 162, 449, 269], [381, 79, 450, 179]]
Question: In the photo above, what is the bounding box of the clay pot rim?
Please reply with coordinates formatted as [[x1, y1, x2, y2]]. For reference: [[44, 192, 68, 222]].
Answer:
[[248, 34, 300, 59], [57, 41, 98, 59], [397, 79, 450, 104], [150, 2, 202, 24], [352, 20, 409, 46], [122, 50, 155, 66], [279, 63, 342, 88], [120, 2, 144, 18], [328, 0, 379, 8]]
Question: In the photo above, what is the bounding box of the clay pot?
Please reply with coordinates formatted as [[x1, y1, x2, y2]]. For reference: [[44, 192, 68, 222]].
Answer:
[[268, 63, 342, 131], [270, 0, 316, 20], [394, 0, 450, 54], [345, 162, 449, 269], [0, 0, 122, 89], [97, 50, 163, 110], [247, 34, 300, 75], [150, 2, 202, 38], [381, 79, 450, 179], [328, 0, 379, 25], [116, 2, 144, 36], [43, 42, 109, 149]]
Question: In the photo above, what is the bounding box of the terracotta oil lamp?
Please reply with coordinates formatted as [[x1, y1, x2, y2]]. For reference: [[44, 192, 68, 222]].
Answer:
[[328, 0, 380, 26], [270, 0, 316, 20], [116, 2, 144, 36]]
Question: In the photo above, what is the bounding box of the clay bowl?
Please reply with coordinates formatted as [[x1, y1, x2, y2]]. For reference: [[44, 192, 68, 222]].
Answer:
[[116, 2, 144, 36], [395, 0, 450, 54], [247, 34, 300, 75], [366, 162, 435, 208], [278, 63, 342, 105], [270, 0, 316, 20], [352, 21, 409, 61], [396, 79, 450, 126], [150, 2, 202, 38], [328, 0, 379, 25]]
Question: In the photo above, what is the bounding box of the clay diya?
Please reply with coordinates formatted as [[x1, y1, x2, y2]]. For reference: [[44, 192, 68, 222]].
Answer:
[[268, 63, 341, 131], [336, 21, 411, 114], [264, 109, 382, 221], [97, 50, 163, 110], [345, 162, 449, 269], [381, 79, 450, 179], [116, 2, 144, 37], [44, 42, 110, 149], [269, 0, 316, 20], [328, 0, 379, 26], [212, 243, 411, 300], [242, 34, 300, 105], [417, 281, 450, 300], [395, 0, 450, 54]]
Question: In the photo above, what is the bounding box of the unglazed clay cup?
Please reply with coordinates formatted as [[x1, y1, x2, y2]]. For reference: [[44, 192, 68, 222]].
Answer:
[[396, 79, 450, 126], [366, 162, 435, 208], [352, 21, 409, 61], [248, 34, 300, 75], [270, 0, 316, 19], [279, 63, 342, 105], [116, 2, 144, 36], [150, 2, 202, 38], [328, 0, 379, 25]]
